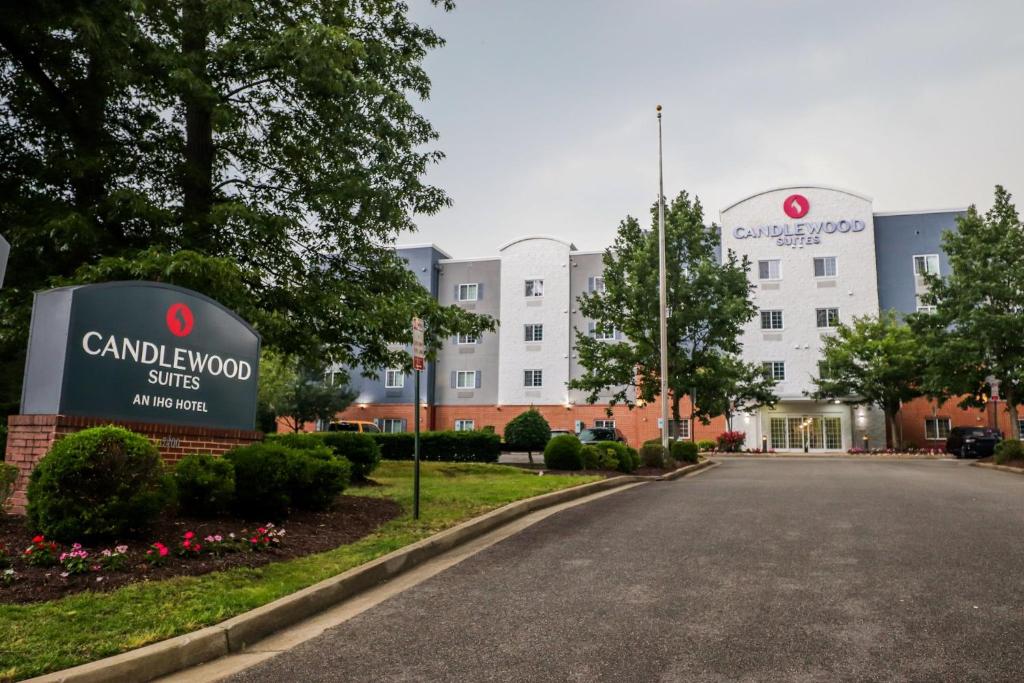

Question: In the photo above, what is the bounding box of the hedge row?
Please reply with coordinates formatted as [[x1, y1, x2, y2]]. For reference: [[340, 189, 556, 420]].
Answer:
[[268, 432, 381, 480], [372, 430, 501, 463]]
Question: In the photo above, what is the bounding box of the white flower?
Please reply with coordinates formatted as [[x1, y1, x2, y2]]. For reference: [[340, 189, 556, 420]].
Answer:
[[60, 571, 70, 578]]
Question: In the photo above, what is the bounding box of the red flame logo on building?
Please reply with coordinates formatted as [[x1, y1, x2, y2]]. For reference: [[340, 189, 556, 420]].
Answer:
[[783, 194, 810, 219], [166, 303, 194, 337]]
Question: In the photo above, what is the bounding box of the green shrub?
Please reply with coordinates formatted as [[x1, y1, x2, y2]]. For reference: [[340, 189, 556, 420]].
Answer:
[[640, 442, 667, 468], [224, 443, 293, 519], [174, 454, 235, 517], [26, 426, 172, 540], [596, 447, 619, 471], [271, 431, 381, 480], [373, 432, 415, 459], [504, 409, 551, 458], [994, 440, 1024, 464], [319, 432, 381, 479], [1, 461, 18, 511], [697, 439, 716, 452], [672, 440, 699, 464], [580, 445, 601, 469], [285, 447, 350, 511], [544, 434, 583, 470], [618, 446, 634, 473], [372, 430, 499, 463]]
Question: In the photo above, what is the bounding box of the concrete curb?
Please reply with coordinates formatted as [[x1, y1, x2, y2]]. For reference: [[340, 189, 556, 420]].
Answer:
[[654, 458, 716, 481], [971, 461, 1024, 476], [28, 473, 666, 683]]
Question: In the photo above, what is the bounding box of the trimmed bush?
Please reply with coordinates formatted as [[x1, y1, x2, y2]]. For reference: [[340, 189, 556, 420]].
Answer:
[[640, 442, 667, 468], [716, 431, 746, 453], [271, 431, 381, 480], [580, 445, 601, 469], [596, 447, 620, 471], [672, 440, 700, 464], [319, 432, 381, 479], [994, 440, 1024, 464], [372, 430, 500, 463], [174, 454, 236, 517], [286, 448, 351, 511], [224, 443, 292, 519], [597, 441, 636, 473], [504, 409, 551, 460], [544, 434, 583, 470], [697, 439, 716, 452], [26, 426, 172, 540]]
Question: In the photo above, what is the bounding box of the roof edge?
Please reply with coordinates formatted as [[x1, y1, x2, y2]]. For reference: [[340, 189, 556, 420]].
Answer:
[[498, 235, 577, 252], [721, 184, 873, 214]]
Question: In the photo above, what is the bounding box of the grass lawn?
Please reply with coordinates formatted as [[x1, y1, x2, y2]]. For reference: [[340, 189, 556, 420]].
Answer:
[[0, 462, 599, 680]]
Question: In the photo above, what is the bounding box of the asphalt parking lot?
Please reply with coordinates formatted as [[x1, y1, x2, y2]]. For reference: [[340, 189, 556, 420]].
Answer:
[[229, 458, 1024, 682]]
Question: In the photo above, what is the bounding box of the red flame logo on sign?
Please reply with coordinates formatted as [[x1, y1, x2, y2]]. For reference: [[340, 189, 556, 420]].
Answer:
[[166, 303, 194, 337], [783, 194, 810, 219]]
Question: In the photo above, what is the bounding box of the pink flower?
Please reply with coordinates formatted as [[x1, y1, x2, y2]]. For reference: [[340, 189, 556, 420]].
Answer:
[[32, 535, 43, 544], [159, 546, 169, 557], [184, 531, 195, 540]]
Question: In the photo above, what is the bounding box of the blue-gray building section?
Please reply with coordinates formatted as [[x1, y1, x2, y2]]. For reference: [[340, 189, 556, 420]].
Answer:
[[348, 245, 447, 407], [873, 210, 963, 314]]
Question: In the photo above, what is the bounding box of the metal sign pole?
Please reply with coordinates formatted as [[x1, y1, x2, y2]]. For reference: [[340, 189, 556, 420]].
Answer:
[[414, 367, 421, 520]]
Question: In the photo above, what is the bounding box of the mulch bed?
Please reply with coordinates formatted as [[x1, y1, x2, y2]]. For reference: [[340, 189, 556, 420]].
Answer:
[[0, 491, 402, 605]]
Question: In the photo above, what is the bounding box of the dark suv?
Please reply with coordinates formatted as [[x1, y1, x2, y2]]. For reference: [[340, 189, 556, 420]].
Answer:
[[578, 427, 627, 445], [945, 427, 1002, 458]]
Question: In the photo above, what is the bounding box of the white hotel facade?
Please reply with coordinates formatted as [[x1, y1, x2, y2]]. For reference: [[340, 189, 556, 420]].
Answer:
[[337, 185, 979, 451]]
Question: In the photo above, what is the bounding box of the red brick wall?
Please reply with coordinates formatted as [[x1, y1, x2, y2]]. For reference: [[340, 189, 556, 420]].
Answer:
[[319, 396, 727, 447], [897, 396, 1019, 448], [3, 414, 261, 514]]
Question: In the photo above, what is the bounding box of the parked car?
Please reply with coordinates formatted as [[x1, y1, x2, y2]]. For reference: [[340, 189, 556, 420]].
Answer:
[[578, 427, 627, 444], [945, 426, 1001, 458], [549, 429, 573, 439], [327, 420, 381, 434]]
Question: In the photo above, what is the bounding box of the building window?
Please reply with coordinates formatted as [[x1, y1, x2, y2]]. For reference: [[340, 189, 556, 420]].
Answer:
[[524, 369, 543, 387], [760, 310, 784, 330], [457, 283, 479, 302], [384, 369, 405, 389], [813, 256, 837, 278], [758, 259, 781, 281], [913, 254, 940, 276], [667, 419, 690, 439], [824, 417, 842, 449], [590, 321, 618, 341], [525, 279, 544, 297], [816, 308, 839, 328], [524, 324, 544, 342], [456, 333, 478, 344], [817, 360, 835, 380], [456, 370, 478, 389], [925, 417, 951, 440], [763, 361, 785, 381], [591, 276, 606, 293], [594, 419, 615, 429], [376, 418, 406, 433], [455, 419, 475, 432], [916, 303, 937, 314]]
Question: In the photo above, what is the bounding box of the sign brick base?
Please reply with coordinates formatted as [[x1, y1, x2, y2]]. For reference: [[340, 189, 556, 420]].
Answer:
[[3, 414, 261, 515]]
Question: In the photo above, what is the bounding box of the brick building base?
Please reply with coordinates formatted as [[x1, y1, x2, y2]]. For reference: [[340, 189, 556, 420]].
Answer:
[[3, 414, 262, 514]]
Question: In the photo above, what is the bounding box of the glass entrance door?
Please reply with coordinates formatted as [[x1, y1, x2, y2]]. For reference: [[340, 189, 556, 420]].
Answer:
[[767, 415, 844, 450]]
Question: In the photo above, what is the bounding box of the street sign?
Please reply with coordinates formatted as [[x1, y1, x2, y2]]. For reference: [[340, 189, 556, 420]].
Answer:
[[411, 316, 425, 518], [411, 317, 425, 371], [987, 376, 1001, 401]]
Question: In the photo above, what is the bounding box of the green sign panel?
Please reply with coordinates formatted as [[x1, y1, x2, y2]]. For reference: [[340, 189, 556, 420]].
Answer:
[[22, 282, 261, 430]]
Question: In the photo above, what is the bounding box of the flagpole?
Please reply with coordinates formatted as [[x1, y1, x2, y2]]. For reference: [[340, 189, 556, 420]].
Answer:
[[657, 105, 670, 453]]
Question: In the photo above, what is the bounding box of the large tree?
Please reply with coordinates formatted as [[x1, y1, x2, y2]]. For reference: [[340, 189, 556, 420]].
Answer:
[[810, 310, 925, 449], [0, 0, 489, 414], [570, 191, 776, 431], [910, 185, 1024, 438]]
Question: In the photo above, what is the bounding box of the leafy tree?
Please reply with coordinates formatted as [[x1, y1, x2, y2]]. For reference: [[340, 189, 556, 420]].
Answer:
[[276, 362, 357, 434], [810, 310, 925, 449], [257, 349, 299, 432], [570, 190, 776, 430], [910, 186, 1024, 439], [503, 409, 551, 464], [0, 1, 491, 415]]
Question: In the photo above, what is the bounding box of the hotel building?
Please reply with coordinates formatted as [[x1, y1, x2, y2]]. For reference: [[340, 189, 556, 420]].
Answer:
[[333, 185, 1017, 451]]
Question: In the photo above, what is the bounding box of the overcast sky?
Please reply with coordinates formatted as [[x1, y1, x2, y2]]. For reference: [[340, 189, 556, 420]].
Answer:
[[405, 0, 1024, 258]]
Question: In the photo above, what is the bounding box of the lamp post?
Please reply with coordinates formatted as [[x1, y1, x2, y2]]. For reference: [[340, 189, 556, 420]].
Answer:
[[656, 105, 670, 452]]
